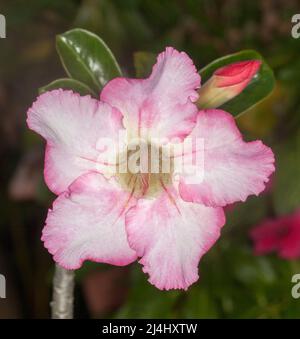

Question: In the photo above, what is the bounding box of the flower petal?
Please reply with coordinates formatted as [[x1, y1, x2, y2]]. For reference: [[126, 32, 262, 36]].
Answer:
[[100, 47, 200, 141], [42, 172, 137, 269], [179, 109, 275, 207], [125, 185, 225, 290], [250, 211, 300, 259], [250, 219, 285, 255], [27, 89, 123, 194]]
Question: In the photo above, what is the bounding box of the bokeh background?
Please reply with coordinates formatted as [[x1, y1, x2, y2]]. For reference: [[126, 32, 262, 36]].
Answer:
[[1, 0, 300, 318]]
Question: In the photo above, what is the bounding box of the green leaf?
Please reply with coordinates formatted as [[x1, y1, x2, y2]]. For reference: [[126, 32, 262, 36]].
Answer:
[[199, 50, 275, 117], [134, 51, 156, 78], [56, 28, 122, 93], [39, 78, 97, 97]]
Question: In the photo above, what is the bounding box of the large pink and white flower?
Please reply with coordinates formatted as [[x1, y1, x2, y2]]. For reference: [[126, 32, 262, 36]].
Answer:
[[27, 47, 275, 290]]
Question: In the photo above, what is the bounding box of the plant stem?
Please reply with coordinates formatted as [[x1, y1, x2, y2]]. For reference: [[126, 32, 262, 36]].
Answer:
[[51, 264, 75, 319]]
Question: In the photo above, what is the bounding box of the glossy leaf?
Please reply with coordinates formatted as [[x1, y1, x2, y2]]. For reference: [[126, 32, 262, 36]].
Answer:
[[56, 28, 122, 93], [39, 78, 97, 97], [199, 50, 275, 117]]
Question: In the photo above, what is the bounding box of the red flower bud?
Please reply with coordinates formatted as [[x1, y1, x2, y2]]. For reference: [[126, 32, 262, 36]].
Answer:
[[197, 60, 262, 109]]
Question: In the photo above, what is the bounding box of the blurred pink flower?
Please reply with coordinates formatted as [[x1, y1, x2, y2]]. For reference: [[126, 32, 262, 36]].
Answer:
[[250, 210, 300, 259], [27, 47, 274, 290]]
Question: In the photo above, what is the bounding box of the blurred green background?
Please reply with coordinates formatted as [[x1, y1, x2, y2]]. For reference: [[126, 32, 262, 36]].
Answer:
[[1, 0, 300, 319]]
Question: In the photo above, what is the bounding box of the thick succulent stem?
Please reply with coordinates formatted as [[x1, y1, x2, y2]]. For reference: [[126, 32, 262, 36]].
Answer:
[[51, 264, 75, 319]]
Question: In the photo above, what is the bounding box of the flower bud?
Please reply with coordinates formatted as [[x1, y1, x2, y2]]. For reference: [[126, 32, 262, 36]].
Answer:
[[197, 60, 262, 109]]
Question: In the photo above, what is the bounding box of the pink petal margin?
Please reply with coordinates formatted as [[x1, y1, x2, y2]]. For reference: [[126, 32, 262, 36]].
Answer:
[[125, 185, 225, 290], [27, 89, 124, 195], [42, 172, 137, 269], [100, 47, 201, 141], [179, 109, 275, 207]]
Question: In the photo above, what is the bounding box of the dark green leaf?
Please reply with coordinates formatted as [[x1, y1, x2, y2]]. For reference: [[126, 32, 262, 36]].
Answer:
[[199, 50, 275, 117], [39, 78, 96, 97], [56, 28, 122, 92]]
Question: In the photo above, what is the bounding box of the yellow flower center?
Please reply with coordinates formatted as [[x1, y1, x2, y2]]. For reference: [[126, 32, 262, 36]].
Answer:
[[116, 142, 173, 198]]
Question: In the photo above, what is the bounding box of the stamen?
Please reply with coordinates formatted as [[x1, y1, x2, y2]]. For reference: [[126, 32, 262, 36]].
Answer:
[[116, 143, 173, 198]]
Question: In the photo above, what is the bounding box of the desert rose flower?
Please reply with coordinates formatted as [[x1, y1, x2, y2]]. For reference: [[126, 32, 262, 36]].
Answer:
[[197, 60, 261, 109], [250, 210, 300, 259], [27, 47, 274, 290]]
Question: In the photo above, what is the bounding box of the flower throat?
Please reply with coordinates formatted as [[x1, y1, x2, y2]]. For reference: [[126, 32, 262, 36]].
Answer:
[[116, 142, 173, 198]]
